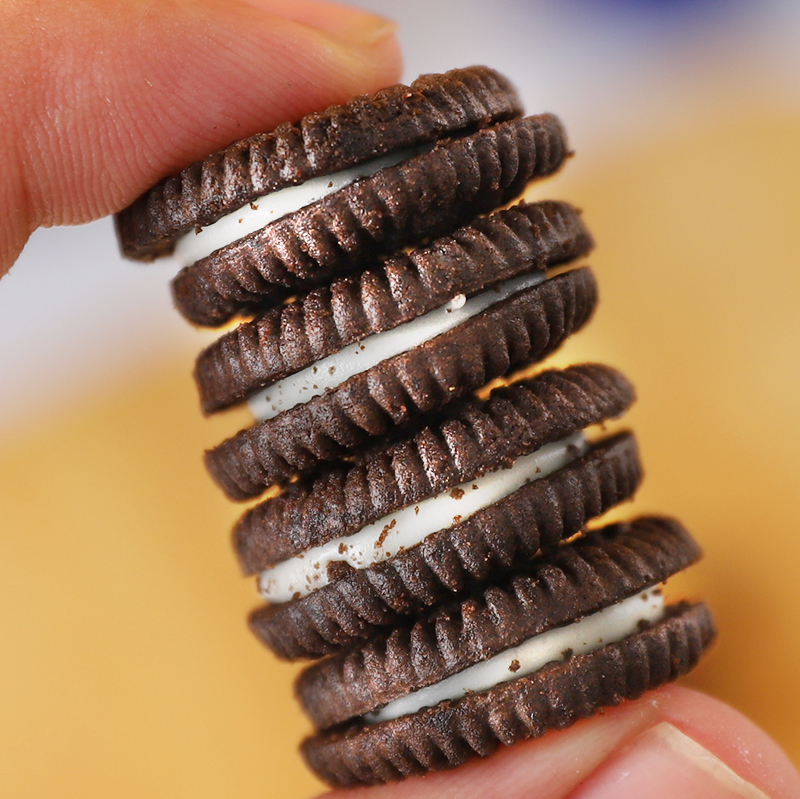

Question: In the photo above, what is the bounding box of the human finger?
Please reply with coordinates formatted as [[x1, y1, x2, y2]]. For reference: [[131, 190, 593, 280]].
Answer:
[[0, 0, 401, 273]]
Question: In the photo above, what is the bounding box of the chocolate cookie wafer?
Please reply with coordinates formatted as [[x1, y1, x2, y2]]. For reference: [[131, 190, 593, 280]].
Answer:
[[304, 605, 713, 787], [298, 517, 715, 787], [297, 516, 703, 729], [250, 434, 641, 660], [236, 364, 632, 573]]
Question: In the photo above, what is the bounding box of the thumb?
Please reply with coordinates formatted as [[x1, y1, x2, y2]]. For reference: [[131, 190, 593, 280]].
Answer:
[[0, 0, 401, 273], [319, 687, 800, 799]]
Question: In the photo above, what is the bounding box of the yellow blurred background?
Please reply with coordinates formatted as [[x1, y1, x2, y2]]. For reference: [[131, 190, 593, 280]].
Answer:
[[2, 2, 800, 797]]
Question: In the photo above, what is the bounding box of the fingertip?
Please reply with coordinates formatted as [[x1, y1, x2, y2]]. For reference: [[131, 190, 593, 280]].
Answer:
[[652, 686, 800, 799], [240, 0, 399, 48], [88, 1, 402, 216], [569, 721, 772, 798], [311, 15, 402, 105]]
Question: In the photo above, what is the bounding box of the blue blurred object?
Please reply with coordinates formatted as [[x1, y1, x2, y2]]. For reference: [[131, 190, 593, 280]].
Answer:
[[554, 0, 750, 23], [601, 0, 728, 6], [568, 0, 738, 8]]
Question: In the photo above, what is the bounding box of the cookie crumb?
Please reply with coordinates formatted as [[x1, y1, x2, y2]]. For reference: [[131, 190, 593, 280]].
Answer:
[[508, 659, 521, 673], [376, 519, 397, 548]]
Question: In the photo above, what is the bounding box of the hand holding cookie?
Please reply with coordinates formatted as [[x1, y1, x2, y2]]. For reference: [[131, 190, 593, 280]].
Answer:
[[2, 3, 799, 799], [0, 0, 400, 275]]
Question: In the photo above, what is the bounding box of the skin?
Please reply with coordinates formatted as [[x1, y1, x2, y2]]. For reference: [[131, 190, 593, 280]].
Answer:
[[0, 2, 798, 797]]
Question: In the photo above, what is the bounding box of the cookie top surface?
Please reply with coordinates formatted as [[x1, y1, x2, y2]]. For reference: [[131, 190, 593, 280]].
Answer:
[[116, 66, 523, 260]]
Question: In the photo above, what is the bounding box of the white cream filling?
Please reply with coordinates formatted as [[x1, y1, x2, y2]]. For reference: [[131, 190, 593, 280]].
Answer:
[[248, 270, 547, 422], [258, 430, 589, 603], [364, 586, 666, 724], [173, 148, 419, 267]]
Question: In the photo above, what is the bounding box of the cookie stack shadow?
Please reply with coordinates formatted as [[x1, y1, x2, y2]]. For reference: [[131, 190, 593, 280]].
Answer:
[[116, 67, 715, 788]]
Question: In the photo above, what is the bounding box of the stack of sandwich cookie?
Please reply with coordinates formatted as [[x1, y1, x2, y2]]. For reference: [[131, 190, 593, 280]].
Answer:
[[116, 66, 715, 787]]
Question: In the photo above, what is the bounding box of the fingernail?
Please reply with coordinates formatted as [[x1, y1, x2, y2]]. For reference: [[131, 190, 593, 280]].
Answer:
[[341, 17, 397, 47], [240, 1, 397, 47], [570, 722, 771, 799]]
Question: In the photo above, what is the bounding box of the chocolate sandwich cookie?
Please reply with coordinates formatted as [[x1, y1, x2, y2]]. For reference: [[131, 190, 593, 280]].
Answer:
[[206, 267, 598, 500], [194, 200, 593, 414], [234, 363, 641, 659], [250, 434, 641, 660], [117, 66, 523, 261], [298, 517, 715, 787], [171, 112, 568, 326]]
